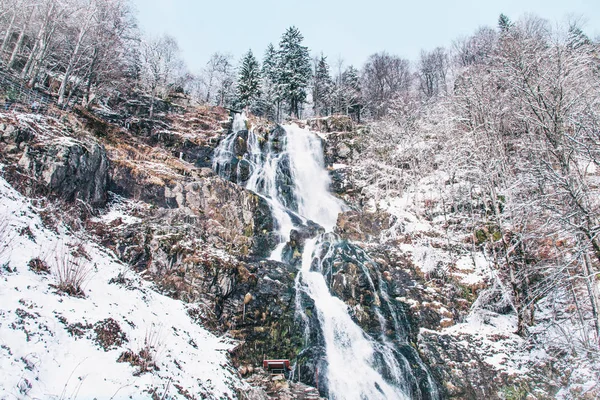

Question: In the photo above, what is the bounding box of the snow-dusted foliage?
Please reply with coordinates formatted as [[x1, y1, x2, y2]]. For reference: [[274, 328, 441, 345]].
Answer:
[[345, 16, 600, 396], [276, 26, 312, 118], [235, 50, 262, 111]]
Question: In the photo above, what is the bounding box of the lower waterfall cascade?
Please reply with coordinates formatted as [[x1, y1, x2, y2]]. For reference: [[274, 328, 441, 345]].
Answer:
[[213, 113, 440, 400]]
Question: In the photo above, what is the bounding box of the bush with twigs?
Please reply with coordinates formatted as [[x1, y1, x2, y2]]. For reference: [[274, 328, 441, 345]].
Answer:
[[53, 245, 92, 297], [118, 324, 163, 376]]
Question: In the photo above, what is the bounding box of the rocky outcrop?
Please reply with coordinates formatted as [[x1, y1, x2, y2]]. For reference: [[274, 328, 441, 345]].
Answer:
[[0, 123, 34, 151], [419, 331, 517, 399], [335, 210, 395, 242], [103, 219, 306, 375], [106, 178, 275, 263], [2, 105, 532, 398], [244, 371, 323, 400], [18, 137, 109, 207], [168, 175, 277, 256], [307, 115, 353, 133]]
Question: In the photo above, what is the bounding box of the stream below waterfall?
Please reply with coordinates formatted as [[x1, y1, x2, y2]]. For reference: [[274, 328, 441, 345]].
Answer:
[[213, 113, 440, 400]]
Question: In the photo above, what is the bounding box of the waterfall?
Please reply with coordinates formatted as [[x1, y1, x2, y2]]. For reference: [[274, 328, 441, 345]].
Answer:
[[214, 113, 439, 400]]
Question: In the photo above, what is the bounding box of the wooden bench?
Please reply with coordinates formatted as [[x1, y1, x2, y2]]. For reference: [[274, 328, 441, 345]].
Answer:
[[263, 359, 291, 374]]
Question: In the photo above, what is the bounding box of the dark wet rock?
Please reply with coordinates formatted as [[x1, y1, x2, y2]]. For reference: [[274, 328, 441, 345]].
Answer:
[[238, 159, 252, 183], [0, 124, 34, 146], [146, 130, 216, 168], [251, 199, 278, 258], [234, 130, 249, 156], [289, 238, 440, 399], [109, 163, 170, 207], [281, 220, 324, 265], [222, 260, 306, 372], [329, 168, 355, 197], [18, 137, 109, 207]]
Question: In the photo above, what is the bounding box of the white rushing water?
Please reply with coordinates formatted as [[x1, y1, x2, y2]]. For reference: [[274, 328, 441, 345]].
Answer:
[[300, 238, 409, 400], [284, 124, 343, 231], [214, 114, 430, 400]]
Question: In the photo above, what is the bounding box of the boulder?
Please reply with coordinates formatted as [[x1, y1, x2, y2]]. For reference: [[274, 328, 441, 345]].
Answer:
[[18, 137, 109, 207]]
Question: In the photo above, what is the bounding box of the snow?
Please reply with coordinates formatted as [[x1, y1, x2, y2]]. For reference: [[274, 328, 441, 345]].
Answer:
[[0, 175, 244, 399], [380, 195, 432, 234], [90, 194, 145, 225], [427, 311, 528, 375], [379, 184, 490, 284], [454, 253, 488, 285], [331, 163, 348, 170]]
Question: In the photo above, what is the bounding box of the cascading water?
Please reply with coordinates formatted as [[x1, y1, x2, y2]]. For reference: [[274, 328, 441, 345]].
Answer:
[[214, 113, 439, 400]]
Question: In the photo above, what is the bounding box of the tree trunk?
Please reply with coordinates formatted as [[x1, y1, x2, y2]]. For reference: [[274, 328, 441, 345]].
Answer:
[[58, 26, 86, 104], [83, 47, 99, 107], [7, 11, 32, 70], [0, 11, 16, 58], [21, 40, 39, 79], [27, 39, 46, 87], [21, 3, 54, 80], [149, 85, 156, 120], [582, 253, 600, 348]]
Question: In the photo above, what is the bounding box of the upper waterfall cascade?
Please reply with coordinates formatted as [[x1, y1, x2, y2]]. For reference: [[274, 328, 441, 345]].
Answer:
[[213, 113, 440, 400]]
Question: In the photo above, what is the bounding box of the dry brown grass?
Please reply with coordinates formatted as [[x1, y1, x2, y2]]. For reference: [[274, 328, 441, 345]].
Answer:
[[53, 244, 92, 297], [117, 324, 162, 376]]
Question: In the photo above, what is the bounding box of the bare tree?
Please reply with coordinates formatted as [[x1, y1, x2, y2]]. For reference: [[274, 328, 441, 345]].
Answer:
[[200, 52, 234, 106], [418, 47, 449, 99], [140, 34, 184, 119], [452, 27, 497, 67], [362, 52, 411, 119], [56, 0, 100, 105]]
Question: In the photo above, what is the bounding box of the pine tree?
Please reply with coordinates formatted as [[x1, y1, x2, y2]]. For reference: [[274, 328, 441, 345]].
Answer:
[[277, 26, 312, 118], [312, 54, 333, 117], [236, 50, 261, 110], [261, 43, 281, 120], [341, 65, 362, 122], [567, 24, 591, 50], [498, 14, 512, 33]]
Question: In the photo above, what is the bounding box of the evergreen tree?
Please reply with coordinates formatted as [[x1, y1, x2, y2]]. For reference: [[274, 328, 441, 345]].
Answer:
[[498, 13, 512, 33], [567, 24, 591, 50], [236, 50, 261, 110], [277, 26, 312, 118], [312, 54, 334, 116], [261, 43, 281, 120], [341, 65, 363, 122]]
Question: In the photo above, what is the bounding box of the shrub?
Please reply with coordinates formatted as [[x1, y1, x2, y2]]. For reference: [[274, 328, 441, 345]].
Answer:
[[54, 247, 92, 297], [117, 324, 162, 376], [29, 258, 50, 275], [94, 318, 128, 350]]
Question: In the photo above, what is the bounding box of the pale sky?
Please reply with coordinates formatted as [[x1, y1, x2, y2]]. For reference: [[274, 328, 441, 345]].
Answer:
[[131, 0, 600, 71]]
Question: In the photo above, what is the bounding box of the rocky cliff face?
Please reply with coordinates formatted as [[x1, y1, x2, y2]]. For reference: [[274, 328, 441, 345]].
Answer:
[[19, 137, 109, 207], [0, 109, 562, 399], [1, 118, 109, 208]]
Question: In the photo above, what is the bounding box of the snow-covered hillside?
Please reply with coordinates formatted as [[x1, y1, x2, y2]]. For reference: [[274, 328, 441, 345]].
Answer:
[[0, 172, 244, 399]]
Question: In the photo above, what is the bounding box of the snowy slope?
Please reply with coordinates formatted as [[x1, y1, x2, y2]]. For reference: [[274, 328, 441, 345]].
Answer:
[[0, 173, 244, 399]]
